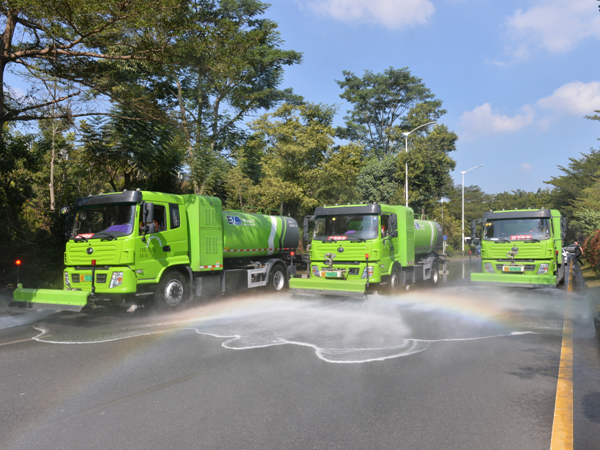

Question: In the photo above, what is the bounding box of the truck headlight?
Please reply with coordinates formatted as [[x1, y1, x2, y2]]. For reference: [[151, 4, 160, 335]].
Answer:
[[537, 264, 549, 275], [484, 263, 494, 274], [109, 272, 124, 289], [361, 266, 374, 279], [64, 271, 71, 288], [312, 265, 320, 277]]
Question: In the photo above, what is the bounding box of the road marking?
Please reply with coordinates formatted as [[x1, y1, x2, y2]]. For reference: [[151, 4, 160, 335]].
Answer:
[[550, 259, 573, 450]]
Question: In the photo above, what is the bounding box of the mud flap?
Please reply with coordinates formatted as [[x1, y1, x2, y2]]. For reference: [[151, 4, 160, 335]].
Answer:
[[10, 285, 91, 312]]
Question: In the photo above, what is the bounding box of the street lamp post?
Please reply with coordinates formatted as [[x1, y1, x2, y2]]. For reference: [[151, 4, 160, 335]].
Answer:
[[402, 121, 436, 207], [461, 164, 485, 255]]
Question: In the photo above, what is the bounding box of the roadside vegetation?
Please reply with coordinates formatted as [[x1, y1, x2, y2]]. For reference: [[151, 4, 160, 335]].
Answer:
[[1, 0, 600, 288]]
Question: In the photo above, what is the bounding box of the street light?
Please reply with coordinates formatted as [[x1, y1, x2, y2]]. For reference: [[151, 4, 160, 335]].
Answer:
[[402, 121, 436, 207], [461, 164, 485, 255]]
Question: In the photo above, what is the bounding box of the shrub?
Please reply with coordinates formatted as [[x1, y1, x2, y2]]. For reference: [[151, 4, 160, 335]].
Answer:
[[583, 230, 600, 274], [445, 244, 455, 257]]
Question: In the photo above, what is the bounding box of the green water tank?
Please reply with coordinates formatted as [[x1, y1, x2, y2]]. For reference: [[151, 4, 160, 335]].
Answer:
[[222, 212, 299, 259], [413, 219, 443, 255]]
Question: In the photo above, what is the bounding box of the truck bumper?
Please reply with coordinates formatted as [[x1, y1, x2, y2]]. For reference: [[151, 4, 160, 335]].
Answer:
[[10, 285, 90, 312], [470, 272, 556, 288], [64, 266, 137, 294], [289, 277, 368, 297]]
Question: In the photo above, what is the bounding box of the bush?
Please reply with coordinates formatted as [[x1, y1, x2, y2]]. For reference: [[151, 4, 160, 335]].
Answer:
[[445, 244, 455, 257], [583, 230, 600, 274]]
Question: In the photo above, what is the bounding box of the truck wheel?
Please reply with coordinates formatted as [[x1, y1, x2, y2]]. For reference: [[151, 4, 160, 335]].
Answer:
[[268, 265, 286, 291], [388, 268, 401, 294], [156, 271, 188, 308], [430, 261, 439, 286]]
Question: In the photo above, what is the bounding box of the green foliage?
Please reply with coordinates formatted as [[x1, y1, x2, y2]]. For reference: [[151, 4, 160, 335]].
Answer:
[[445, 244, 455, 257], [356, 156, 403, 204], [336, 67, 444, 160], [224, 102, 362, 221], [573, 209, 600, 238]]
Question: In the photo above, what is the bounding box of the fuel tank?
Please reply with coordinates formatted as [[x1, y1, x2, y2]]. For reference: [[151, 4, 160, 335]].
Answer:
[[222, 212, 299, 258], [413, 219, 443, 255]]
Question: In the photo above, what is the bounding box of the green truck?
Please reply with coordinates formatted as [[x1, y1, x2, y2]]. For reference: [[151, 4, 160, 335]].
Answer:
[[11, 190, 299, 311], [470, 208, 567, 288], [289, 203, 444, 296]]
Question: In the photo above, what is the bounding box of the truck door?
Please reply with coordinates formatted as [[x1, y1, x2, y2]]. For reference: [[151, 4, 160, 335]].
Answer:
[[136, 203, 170, 283], [380, 214, 394, 274]]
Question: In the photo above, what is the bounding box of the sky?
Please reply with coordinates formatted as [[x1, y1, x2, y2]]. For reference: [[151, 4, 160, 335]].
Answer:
[[264, 0, 600, 195]]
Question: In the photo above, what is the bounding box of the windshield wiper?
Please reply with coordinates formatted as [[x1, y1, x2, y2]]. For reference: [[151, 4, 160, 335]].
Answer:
[[522, 239, 540, 243], [73, 236, 88, 243], [492, 238, 511, 243], [94, 231, 118, 241]]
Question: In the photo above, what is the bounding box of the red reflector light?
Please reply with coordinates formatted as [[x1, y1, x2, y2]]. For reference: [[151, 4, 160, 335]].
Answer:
[[16, 260, 22, 266], [91, 259, 96, 265], [555, 250, 558, 255], [469, 251, 472, 255], [291, 251, 295, 256], [365, 254, 369, 259]]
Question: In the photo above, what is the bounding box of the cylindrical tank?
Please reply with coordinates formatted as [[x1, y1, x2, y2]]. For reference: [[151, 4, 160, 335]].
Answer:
[[222, 211, 299, 258], [414, 220, 443, 255]]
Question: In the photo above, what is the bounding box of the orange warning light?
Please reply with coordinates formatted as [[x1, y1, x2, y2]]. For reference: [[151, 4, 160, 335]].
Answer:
[[16, 259, 22, 266]]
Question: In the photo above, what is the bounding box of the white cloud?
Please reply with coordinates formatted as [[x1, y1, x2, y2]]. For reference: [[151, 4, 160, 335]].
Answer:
[[460, 80, 600, 139], [520, 163, 534, 172], [306, 0, 435, 29], [536, 81, 600, 116], [458, 103, 535, 139], [501, 0, 600, 62]]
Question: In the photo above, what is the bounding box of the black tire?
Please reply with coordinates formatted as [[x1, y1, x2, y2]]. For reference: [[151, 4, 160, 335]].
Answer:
[[155, 270, 188, 308], [430, 261, 439, 286], [268, 264, 287, 291], [388, 267, 401, 294]]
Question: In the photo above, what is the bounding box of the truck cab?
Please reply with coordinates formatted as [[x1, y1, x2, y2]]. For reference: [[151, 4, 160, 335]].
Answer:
[[470, 209, 566, 288]]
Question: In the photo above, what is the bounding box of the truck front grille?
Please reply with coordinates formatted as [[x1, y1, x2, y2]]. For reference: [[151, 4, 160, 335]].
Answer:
[[71, 274, 80, 283], [96, 274, 107, 283]]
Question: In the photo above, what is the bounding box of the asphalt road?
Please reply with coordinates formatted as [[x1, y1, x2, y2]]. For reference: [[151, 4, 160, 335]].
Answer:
[[1, 260, 600, 450]]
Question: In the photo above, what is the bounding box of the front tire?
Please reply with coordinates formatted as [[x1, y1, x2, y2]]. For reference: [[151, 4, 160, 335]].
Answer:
[[388, 267, 401, 294], [156, 271, 188, 308], [268, 265, 287, 291]]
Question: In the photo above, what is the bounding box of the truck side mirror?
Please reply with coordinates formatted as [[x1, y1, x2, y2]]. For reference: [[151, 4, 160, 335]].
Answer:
[[390, 213, 398, 237], [471, 220, 478, 238], [303, 215, 314, 241], [561, 217, 567, 240], [143, 202, 154, 227]]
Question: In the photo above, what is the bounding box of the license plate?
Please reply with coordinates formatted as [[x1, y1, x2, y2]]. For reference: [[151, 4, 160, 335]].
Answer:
[[81, 274, 92, 282], [503, 266, 523, 272], [324, 271, 341, 278]]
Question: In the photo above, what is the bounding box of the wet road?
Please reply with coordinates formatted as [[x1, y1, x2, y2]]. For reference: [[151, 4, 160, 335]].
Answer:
[[1, 259, 600, 449]]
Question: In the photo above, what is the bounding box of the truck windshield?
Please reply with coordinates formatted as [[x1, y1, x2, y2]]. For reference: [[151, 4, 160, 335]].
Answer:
[[313, 215, 379, 241], [483, 218, 551, 241], [71, 204, 137, 239]]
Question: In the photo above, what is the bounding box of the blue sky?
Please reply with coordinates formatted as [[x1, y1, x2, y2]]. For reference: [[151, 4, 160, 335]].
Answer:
[[265, 0, 600, 195]]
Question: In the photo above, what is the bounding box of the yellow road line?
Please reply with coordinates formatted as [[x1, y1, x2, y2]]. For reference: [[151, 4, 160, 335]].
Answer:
[[550, 259, 574, 450]]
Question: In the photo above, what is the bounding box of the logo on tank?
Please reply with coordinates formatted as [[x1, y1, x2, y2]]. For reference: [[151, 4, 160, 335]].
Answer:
[[227, 215, 242, 225], [414, 223, 421, 230]]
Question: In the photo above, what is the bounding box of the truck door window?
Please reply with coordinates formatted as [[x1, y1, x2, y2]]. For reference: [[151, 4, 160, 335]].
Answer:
[[169, 204, 180, 229], [381, 215, 390, 237], [140, 205, 166, 234]]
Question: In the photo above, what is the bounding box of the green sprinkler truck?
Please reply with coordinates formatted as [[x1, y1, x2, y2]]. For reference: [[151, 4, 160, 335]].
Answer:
[[11, 190, 299, 311], [289, 203, 444, 296], [470, 208, 567, 288]]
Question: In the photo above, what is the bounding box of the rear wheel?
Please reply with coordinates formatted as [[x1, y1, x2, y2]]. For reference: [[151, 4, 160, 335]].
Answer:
[[430, 261, 439, 286], [268, 265, 286, 291], [156, 271, 188, 308]]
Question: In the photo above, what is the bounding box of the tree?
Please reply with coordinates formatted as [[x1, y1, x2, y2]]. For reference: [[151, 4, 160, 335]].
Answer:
[[336, 67, 445, 159], [545, 148, 600, 218], [224, 102, 362, 220], [0, 0, 187, 133], [165, 0, 302, 194]]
